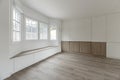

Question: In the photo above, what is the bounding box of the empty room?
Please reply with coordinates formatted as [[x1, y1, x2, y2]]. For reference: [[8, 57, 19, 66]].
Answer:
[[1, 0, 120, 80]]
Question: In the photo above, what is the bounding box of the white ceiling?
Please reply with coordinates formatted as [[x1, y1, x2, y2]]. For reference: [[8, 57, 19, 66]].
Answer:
[[20, 0, 120, 20]]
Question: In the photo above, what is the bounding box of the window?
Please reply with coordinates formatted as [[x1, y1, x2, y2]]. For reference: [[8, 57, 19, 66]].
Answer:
[[12, 8, 22, 42], [39, 23, 48, 40], [50, 25, 57, 40], [26, 18, 38, 40]]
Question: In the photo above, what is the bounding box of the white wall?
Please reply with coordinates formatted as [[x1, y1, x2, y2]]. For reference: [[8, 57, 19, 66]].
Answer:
[[62, 13, 120, 59], [0, 0, 13, 79], [92, 16, 107, 42], [62, 18, 91, 41], [107, 13, 120, 59], [62, 16, 107, 42]]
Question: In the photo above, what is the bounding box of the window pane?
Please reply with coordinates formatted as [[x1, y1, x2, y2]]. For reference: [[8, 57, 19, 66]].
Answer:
[[13, 31, 21, 42], [26, 32, 31, 40], [13, 9, 16, 20], [16, 11, 21, 22], [16, 32, 21, 41], [13, 31, 16, 42], [50, 25, 57, 40], [50, 29, 56, 40], [26, 25, 31, 32], [13, 21, 16, 30], [12, 8, 21, 42], [26, 18, 38, 40], [39, 23, 48, 40], [16, 22, 20, 31]]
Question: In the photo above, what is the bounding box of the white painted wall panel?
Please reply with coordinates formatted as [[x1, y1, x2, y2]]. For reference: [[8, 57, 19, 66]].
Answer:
[[0, 0, 13, 79], [62, 21, 70, 41], [107, 42, 120, 59], [106, 13, 120, 59], [107, 13, 120, 42], [92, 16, 107, 42], [0, 0, 9, 60], [62, 18, 91, 41]]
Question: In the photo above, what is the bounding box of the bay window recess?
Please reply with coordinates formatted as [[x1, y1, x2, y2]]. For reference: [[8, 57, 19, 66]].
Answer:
[[50, 25, 57, 40], [12, 9, 58, 41], [39, 23, 48, 40], [26, 18, 38, 40], [12, 8, 22, 42]]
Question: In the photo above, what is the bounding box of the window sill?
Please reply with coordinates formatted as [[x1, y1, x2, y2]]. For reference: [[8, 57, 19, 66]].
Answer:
[[10, 46, 58, 59]]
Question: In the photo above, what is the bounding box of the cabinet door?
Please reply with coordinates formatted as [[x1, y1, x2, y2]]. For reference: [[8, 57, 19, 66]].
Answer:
[[14, 54, 34, 73], [92, 42, 106, 57], [34, 47, 60, 63], [62, 41, 70, 52], [80, 42, 91, 54], [69, 41, 80, 53]]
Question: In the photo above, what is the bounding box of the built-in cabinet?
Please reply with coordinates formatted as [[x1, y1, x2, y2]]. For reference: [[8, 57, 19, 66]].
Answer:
[[69, 41, 80, 53], [13, 47, 60, 73], [14, 54, 34, 73], [91, 42, 106, 57], [80, 42, 91, 54], [62, 41, 106, 57], [62, 41, 70, 52]]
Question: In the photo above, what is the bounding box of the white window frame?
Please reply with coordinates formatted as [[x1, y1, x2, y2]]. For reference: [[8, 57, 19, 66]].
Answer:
[[12, 8, 22, 42], [25, 17, 38, 40], [39, 22, 48, 40]]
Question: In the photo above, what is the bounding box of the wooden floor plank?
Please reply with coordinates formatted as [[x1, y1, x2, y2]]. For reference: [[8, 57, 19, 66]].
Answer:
[[6, 52, 120, 80]]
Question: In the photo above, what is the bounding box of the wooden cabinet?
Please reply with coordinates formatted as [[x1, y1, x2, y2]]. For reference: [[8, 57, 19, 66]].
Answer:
[[69, 41, 80, 53], [62, 41, 70, 52], [62, 41, 106, 57], [91, 42, 106, 57], [80, 42, 91, 54]]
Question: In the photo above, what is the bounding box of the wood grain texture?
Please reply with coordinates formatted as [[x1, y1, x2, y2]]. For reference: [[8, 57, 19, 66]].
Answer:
[[62, 41, 106, 57], [80, 42, 91, 54], [91, 42, 106, 57], [6, 52, 120, 80], [62, 41, 70, 52], [69, 41, 80, 52], [100, 43, 106, 57]]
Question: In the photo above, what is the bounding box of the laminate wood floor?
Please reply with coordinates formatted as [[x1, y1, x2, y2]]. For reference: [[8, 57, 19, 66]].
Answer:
[[6, 52, 120, 80]]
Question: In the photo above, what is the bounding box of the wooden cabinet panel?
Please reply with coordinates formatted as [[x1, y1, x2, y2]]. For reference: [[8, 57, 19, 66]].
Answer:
[[62, 41, 106, 57], [101, 43, 106, 57], [92, 42, 106, 57], [62, 41, 70, 52], [92, 42, 101, 55], [69, 41, 80, 53], [80, 42, 91, 54]]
